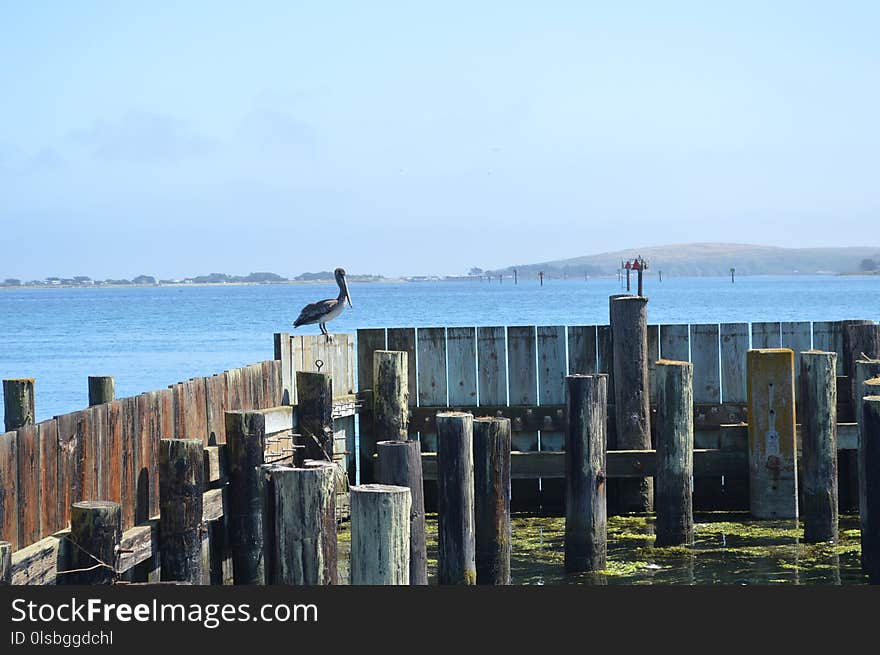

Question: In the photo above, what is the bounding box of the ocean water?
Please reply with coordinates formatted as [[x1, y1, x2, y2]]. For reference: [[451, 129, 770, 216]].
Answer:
[[1, 274, 878, 421]]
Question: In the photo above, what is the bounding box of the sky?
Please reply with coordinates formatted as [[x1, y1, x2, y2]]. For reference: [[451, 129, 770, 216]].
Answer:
[[1, 1, 878, 279]]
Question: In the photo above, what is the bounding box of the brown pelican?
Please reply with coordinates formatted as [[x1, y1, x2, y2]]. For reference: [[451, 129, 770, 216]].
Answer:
[[293, 267, 353, 337]]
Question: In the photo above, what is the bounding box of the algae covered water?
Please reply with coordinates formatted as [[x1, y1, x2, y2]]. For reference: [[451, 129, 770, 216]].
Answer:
[[337, 512, 866, 585]]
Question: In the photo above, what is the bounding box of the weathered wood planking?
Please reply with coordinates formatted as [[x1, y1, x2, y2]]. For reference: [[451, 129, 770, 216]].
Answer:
[[205, 374, 226, 444], [647, 324, 660, 404], [690, 324, 720, 404], [596, 325, 613, 405], [90, 403, 109, 501], [751, 321, 781, 349], [148, 391, 163, 518], [16, 424, 40, 547], [567, 325, 597, 375], [660, 324, 689, 362], [447, 327, 478, 406], [478, 327, 508, 406], [782, 321, 812, 387], [0, 431, 18, 547], [106, 400, 123, 514], [224, 368, 243, 415], [356, 328, 386, 392], [812, 321, 844, 375], [56, 411, 85, 530], [36, 420, 58, 539], [120, 396, 139, 531], [135, 393, 152, 525], [274, 332, 293, 405], [506, 327, 537, 451], [387, 329, 417, 404], [720, 323, 749, 403], [537, 326, 566, 451], [417, 328, 447, 451]]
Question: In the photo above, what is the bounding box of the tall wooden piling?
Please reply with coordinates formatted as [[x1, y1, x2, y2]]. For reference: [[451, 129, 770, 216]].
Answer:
[[861, 378, 880, 574], [225, 411, 266, 584], [747, 349, 798, 519], [855, 361, 880, 525], [862, 396, 880, 584], [88, 376, 115, 406], [0, 540, 10, 585], [66, 501, 122, 585], [3, 378, 34, 432], [610, 295, 653, 512], [373, 350, 409, 442], [296, 371, 334, 462], [158, 439, 204, 584], [273, 463, 337, 585], [800, 351, 838, 543], [655, 360, 694, 546], [564, 375, 608, 572], [377, 440, 427, 585], [350, 484, 411, 585], [473, 417, 511, 585], [436, 411, 476, 585]]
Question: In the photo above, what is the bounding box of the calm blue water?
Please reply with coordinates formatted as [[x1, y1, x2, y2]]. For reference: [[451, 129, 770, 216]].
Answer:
[[1, 275, 878, 421]]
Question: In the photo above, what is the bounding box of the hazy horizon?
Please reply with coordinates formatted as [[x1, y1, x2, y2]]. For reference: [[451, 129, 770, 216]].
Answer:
[[2, 2, 878, 279]]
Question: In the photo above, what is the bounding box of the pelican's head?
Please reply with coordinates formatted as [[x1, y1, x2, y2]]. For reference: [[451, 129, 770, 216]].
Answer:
[[335, 267, 353, 307]]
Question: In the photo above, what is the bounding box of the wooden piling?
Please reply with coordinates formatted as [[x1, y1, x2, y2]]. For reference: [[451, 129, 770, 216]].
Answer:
[[654, 360, 694, 546], [0, 540, 10, 585], [350, 484, 411, 585], [862, 395, 880, 583], [88, 376, 115, 406], [66, 501, 122, 585], [564, 374, 607, 572], [273, 463, 337, 585], [861, 377, 880, 573], [377, 440, 428, 585], [258, 463, 280, 584], [373, 350, 409, 442], [855, 361, 880, 524], [800, 351, 838, 543], [610, 295, 653, 512], [159, 438, 204, 584], [296, 371, 334, 463], [3, 378, 34, 432], [473, 417, 511, 585], [843, 323, 880, 402], [436, 411, 476, 585], [747, 349, 798, 519], [225, 411, 266, 584]]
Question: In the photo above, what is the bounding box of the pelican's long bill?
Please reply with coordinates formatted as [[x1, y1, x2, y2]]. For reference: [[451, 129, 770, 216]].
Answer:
[[343, 275, 353, 307]]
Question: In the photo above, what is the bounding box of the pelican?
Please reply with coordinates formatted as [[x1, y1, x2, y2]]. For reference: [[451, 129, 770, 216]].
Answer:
[[293, 267, 353, 337]]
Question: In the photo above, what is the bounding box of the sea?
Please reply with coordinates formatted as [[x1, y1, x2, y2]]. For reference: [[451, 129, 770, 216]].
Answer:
[[1, 274, 878, 421]]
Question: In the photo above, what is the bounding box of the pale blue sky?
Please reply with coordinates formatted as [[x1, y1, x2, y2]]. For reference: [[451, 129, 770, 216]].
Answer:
[[1, 1, 878, 278]]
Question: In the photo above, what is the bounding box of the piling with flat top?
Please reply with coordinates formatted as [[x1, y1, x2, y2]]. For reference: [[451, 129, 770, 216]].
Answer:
[[861, 378, 880, 574], [373, 350, 409, 442], [377, 440, 427, 585], [610, 295, 653, 512], [225, 411, 266, 584], [436, 412, 476, 585], [862, 396, 880, 583], [296, 371, 334, 462], [747, 348, 798, 519], [800, 351, 838, 543], [65, 501, 122, 585], [473, 417, 511, 585], [0, 541, 10, 585], [655, 360, 694, 546], [843, 322, 880, 397], [88, 376, 115, 406], [273, 463, 337, 585], [564, 375, 607, 572], [350, 484, 411, 585], [159, 439, 204, 584], [855, 361, 880, 525], [3, 378, 34, 432]]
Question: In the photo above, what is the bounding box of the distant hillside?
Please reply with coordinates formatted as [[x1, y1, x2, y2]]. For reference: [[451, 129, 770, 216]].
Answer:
[[489, 243, 880, 278]]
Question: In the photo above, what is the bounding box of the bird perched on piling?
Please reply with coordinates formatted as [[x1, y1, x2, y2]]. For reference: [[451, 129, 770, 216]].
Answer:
[[293, 267, 353, 339]]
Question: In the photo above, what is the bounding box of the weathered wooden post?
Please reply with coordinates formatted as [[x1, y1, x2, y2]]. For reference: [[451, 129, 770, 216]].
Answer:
[[473, 417, 511, 585], [87, 376, 115, 406], [296, 371, 334, 463], [855, 361, 880, 526], [564, 374, 608, 572], [159, 438, 204, 584], [3, 378, 34, 432], [862, 395, 880, 584], [65, 501, 122, 585], [273, 463, 337, 585], [800, 351, 838, 543], [350, 484, 411, 585], [655, 360, 694, 546], [861, 377, 880, 574], [377, 440, 427, 585], [610, 295, 653, 512], [747, 348, 798, 519], [258, 463, 280, 584], [843, 323, 880, 402], [226, 411, 266, 584], [0, 540, 10, 585], [436, 411, 476, 585], [373, 350, 409, 441]]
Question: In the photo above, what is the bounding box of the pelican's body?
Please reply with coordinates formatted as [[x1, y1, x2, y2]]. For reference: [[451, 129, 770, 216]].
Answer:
[[293, 268, 353, 336]]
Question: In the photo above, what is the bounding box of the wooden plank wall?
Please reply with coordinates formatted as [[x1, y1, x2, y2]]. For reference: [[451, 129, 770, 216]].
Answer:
[[1, 360, 282, 552]]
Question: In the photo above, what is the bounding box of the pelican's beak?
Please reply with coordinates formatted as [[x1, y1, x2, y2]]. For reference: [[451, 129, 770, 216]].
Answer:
[[343, 276, 353, 307]]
